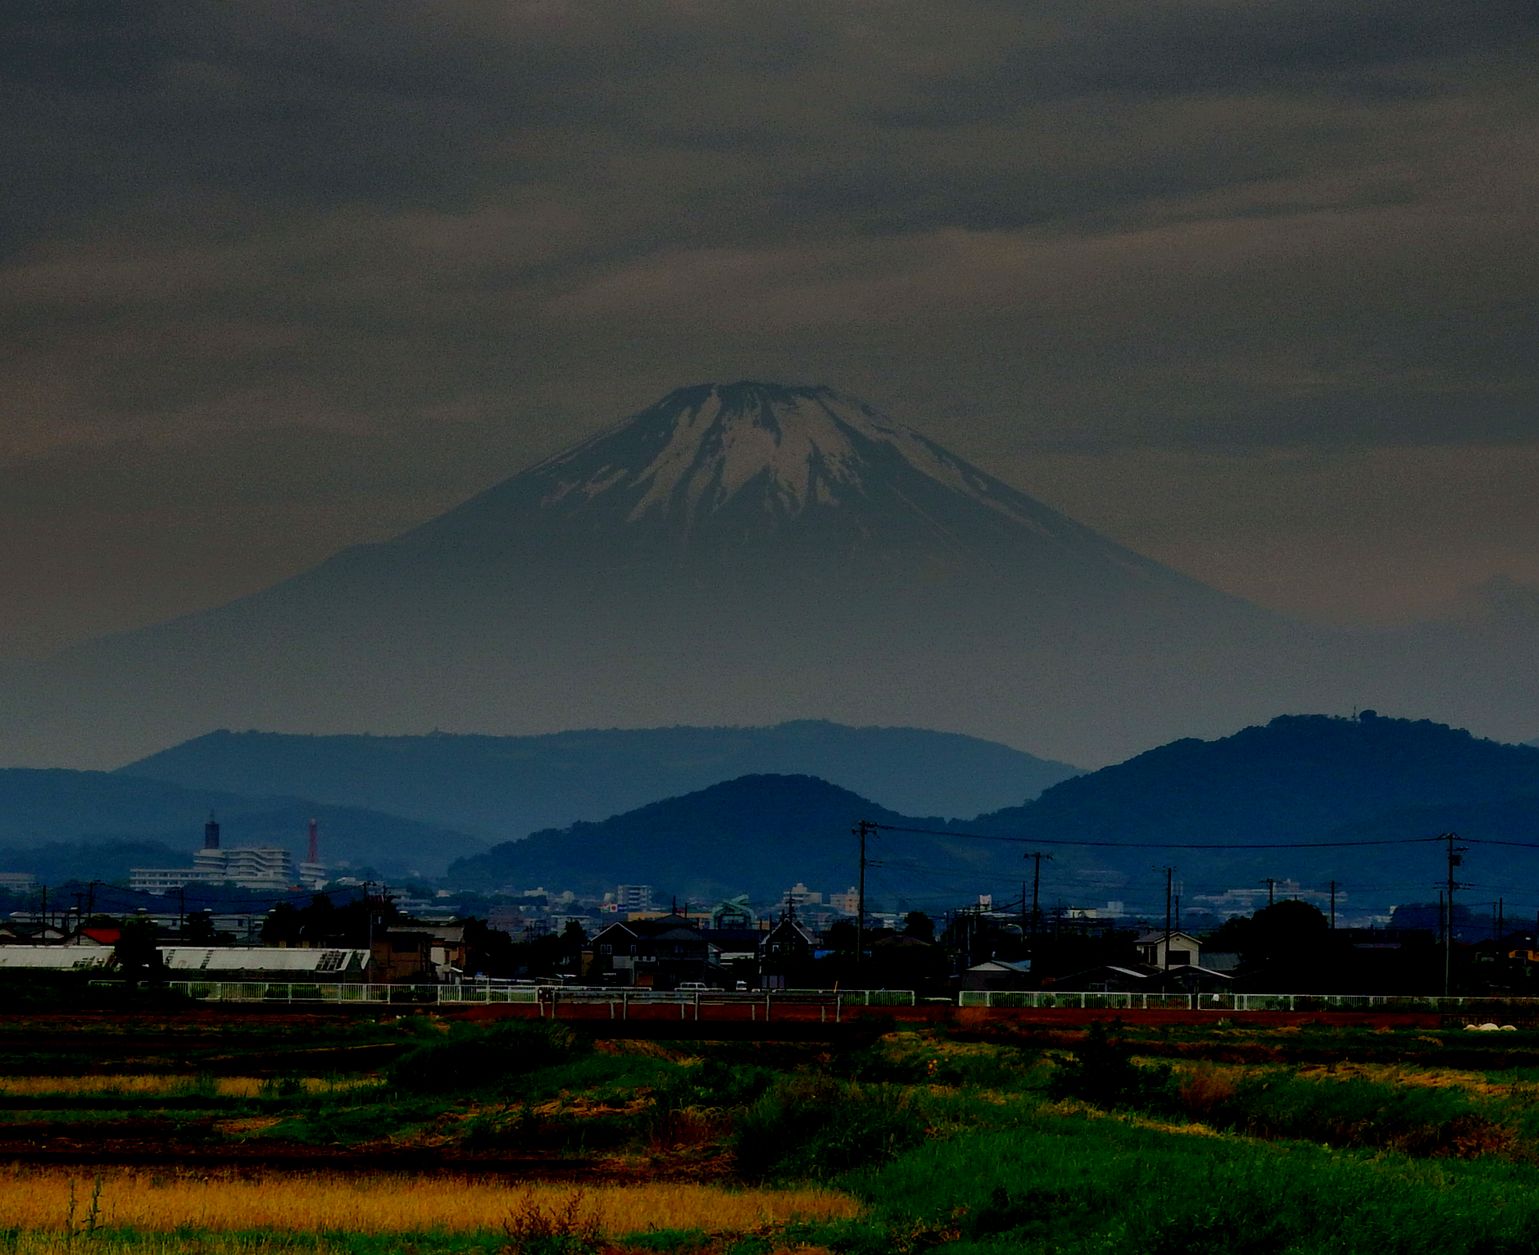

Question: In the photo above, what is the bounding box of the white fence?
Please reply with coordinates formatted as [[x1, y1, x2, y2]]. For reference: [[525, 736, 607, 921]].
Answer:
[[132, 982, 915, 1018], [957, 990, 1532, 1013], [98, 981, 1534, 1017]]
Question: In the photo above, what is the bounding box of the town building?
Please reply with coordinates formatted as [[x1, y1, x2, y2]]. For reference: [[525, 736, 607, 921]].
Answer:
[[1136, 930, 1202, 968], [588, 914, 716, 988], [615, 884, 654, 912], [130, 846, 297, 894]]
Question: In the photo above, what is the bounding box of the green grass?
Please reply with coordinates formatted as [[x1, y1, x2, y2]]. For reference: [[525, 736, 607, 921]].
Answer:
[[12, 1013, 1539, 1251], [843, 1115, 1539, 1254], [506, 1049, 683, 1104]]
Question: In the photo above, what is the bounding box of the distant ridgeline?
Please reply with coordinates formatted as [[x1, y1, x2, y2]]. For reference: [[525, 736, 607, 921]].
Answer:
[[5, 713, 1538, 921], [6, 381, 1535, 771], [117, 721, 1080, 838], [447, 715, 1539, 919], [962, 713, 1539, 920], [0, 768, 485, 879]]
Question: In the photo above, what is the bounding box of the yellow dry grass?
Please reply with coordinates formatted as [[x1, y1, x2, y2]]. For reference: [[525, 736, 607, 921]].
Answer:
[[0, 1167, 861, 1236], [0, 1075, 374, 1098], [1295, 1061, 1512, 1096], [0, 1237, 317, 1254]]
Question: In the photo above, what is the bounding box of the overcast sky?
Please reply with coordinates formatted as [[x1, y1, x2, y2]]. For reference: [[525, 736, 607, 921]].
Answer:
[[4, 1, 1537, 660]]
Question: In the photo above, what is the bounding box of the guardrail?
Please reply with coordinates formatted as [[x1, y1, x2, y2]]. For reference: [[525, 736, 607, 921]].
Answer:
[[102, 981, 1539, 1019], [956, 990, 1537, 1013], [141, 981, 539, 1005], [131, 982, 916, 1018]]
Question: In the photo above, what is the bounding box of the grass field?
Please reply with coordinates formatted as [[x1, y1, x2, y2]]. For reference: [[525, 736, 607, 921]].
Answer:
[[0, 1169, 858, 1237], [8, 1012, 1539, 1251]]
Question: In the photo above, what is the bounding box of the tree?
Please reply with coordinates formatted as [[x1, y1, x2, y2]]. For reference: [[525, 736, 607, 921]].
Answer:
[[561, 920, 587, 972], [825, 919, 858, 954], [262, 892, 401, 949], [1208, 899, 1331, 990], [462, 917, 519, 978], [114, 916, 164, 988], [262, 902, 301, 946], [184, 911, 218, 945], [902, 911, 935, 943]]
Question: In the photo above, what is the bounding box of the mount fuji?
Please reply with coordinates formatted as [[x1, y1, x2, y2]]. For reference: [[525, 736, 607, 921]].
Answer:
[[2, 382, 1533, 769]]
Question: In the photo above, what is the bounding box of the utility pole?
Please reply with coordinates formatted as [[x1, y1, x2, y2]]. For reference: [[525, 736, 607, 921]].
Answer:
[[1262, 877, 1278, 909], [1026, 851, 1051, 942], [364, 882, 376, 973], [1443, 832, 1464, 997], [1163, 866, 1174, 975], [1329, 880, 1337, 930], [853, 820, 878, 972]]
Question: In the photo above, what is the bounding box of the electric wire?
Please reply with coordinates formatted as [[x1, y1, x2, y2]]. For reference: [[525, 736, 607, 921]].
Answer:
[[865, 822, 1451, 851]]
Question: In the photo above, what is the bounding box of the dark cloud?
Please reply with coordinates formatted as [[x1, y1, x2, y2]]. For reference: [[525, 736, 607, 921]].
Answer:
[[2, 1, 1538, 651]]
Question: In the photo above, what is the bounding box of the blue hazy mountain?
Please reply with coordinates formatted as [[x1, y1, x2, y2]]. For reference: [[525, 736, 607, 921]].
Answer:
[[2, 382, 1535, 770], [0, 769, 486, 877], [119, 721, 1080, 838], [968, 714, 1539, 917], [446, 773, 979, 904], [443, 715, 1539, 917]]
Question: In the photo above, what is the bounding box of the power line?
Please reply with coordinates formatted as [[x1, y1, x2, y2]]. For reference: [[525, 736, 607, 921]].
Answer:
[[1459, 837, 1539, 850], [863, 822, 1449, 851]]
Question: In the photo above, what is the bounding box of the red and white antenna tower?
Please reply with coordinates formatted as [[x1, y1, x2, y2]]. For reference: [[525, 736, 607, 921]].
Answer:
[[307, 818, 319, 865]]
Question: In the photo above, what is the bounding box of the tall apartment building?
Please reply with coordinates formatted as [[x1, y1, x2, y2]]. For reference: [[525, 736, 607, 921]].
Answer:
[[615, 884, 654, 913], [130, 846, 296, 894]]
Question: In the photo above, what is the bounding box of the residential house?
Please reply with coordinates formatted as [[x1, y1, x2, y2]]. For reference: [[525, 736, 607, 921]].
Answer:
[[588, 914, 715, 988], [758, 915, 816, 989], [1136, 930, 1202, 969], [964, 958, 1034, 992]]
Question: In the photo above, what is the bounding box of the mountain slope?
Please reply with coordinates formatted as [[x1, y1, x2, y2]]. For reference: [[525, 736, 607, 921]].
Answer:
[[119, 721, 1080, 837], [0, 382, 1305, 769], [440, 716, 1539, 919], [445, 773, 1010, 904], [970, 714, 1539, 917], [980, 714, 1539, 841], [0, 769, 486, 877], [2, 381, 1534, 769]]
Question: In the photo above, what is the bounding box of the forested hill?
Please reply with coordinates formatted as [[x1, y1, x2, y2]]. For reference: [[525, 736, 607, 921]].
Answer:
[[963, 715, 1539, 911], [445, 718, 1539, 914], [120, 721, 1078, 838], [446, 774, 997, 904], [974, 714, 1539, 844]]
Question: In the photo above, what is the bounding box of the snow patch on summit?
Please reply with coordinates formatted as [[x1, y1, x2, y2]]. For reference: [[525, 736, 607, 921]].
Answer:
[[527, 381, 1080, 547], [627, 388, 868, 521]]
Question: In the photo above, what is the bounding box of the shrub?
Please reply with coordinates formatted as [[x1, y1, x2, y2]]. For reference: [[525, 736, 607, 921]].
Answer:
[[501, 1188, 603, 1255], [388, 1020, 584, 1094], [1168, 1064, 1240, 1122], [1226, 1073, 1513, 1157], [732, 1076, 925, 1180], [1049, 1022, 1169, 1109]]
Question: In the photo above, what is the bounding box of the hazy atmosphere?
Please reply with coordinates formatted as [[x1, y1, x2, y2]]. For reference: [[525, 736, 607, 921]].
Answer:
[[5, 1, 1538, 664]]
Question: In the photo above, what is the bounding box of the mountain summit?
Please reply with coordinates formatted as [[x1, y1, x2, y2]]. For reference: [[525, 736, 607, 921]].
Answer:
[[2, 382, 1533, 769], [390, 381, 1201, 598], [501, 380, 1115, 546]]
